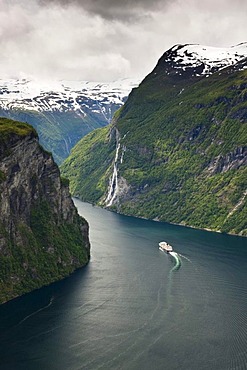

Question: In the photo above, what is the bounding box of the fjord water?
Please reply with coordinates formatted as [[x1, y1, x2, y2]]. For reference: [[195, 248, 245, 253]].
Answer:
[[0, 200, 247, 370]]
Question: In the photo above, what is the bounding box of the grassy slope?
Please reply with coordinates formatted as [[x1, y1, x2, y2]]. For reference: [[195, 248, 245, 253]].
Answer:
[[0, 117, 37, 140], [61, 126, 116, 202], [61, 66, 247, 236]]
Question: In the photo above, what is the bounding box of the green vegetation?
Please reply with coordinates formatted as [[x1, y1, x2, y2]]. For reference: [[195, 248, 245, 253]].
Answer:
[[61, 176, 70, 186], [0, 201, 89, 303], [0, 117, 90, 304], [61, 64, 247, 236], [0, 117, 38, 160], [0, 170, 6, 183], [0, 117, 37, 141], [61, 126, 116, 202]]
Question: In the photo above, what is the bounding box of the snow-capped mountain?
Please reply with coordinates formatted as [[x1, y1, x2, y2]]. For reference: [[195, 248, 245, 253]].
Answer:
[[159, 43, 247, 77], [0, 78, 139, 164], [60, 43, 247, 236], [0, 78, 138, 118]]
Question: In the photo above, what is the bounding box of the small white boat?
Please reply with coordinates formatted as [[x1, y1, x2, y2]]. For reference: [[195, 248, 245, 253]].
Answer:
[[159, 241, 173, 253]]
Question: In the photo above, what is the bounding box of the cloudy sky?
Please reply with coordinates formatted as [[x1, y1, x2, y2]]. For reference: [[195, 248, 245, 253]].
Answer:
[[0, 0, 246, 82]]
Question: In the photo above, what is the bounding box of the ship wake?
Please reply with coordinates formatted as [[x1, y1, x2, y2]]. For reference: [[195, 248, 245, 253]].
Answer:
[[169, 251, 181, 271]]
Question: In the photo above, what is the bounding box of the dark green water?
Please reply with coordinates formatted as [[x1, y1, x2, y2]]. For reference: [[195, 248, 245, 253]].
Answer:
[[0, 199, 247, 370]]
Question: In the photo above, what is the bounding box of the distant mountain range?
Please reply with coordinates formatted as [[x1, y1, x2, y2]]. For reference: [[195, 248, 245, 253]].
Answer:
[[0, 79, 138, 163], [61, 43, 247, 236]]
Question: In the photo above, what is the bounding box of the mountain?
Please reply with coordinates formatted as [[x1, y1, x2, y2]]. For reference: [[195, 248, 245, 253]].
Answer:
[[160, 43, 247, 76], [0, 118, 90, 304], [0, 79, 138, 164], [61, 43, 247, 236]]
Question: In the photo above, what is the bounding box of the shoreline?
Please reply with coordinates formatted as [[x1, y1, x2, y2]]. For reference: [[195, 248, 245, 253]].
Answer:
[[72, 197, 246, 239]]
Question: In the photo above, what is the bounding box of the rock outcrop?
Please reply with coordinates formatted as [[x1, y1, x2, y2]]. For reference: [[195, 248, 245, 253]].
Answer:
[[0, 118, 90, 304]]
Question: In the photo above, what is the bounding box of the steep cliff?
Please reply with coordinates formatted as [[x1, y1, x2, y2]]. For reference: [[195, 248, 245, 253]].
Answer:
[[61, 44, 247, 236], [0, 118, 90, 304]]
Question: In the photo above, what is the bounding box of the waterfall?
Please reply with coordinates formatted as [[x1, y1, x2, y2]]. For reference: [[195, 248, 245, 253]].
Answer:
[[105, 142, 121, 207], [105, 130, 129, 207]]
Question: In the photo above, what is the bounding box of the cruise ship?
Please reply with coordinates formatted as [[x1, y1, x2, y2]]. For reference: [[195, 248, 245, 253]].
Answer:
[[159, 241, 173, 253]]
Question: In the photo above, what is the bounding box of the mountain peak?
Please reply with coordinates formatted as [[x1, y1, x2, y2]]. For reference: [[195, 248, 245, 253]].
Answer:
[[160, 42, 247, 77]]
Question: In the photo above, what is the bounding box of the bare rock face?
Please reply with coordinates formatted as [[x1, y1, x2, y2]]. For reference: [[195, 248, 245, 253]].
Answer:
[[207, 147, 247, 174], [0, 118, 90, 304]]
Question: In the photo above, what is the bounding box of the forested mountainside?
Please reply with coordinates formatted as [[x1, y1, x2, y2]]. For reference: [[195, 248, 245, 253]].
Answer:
[[0, 118, 90, 304], [0, 79, 138, 163], [61, 43, 247, 236]]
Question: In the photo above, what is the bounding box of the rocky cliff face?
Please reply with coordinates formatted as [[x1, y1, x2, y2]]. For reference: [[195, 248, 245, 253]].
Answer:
[[0, 118, 90, 304]]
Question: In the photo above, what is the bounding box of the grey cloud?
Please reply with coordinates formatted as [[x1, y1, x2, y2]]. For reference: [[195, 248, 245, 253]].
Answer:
[[39, 0, 170, 20], [0, 0, 246, 82]]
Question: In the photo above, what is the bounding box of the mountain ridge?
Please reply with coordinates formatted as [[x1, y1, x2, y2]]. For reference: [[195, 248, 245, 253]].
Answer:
[[61, 43, 247, 236], [0, 78, 138, 113]]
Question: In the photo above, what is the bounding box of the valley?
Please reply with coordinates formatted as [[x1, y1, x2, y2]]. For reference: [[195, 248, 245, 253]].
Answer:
[[0, 79, 138, 163]]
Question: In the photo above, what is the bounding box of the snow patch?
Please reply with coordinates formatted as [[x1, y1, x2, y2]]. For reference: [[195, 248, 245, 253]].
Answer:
[[166, 43, 247, 75], [0, 78, 140, 113]]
